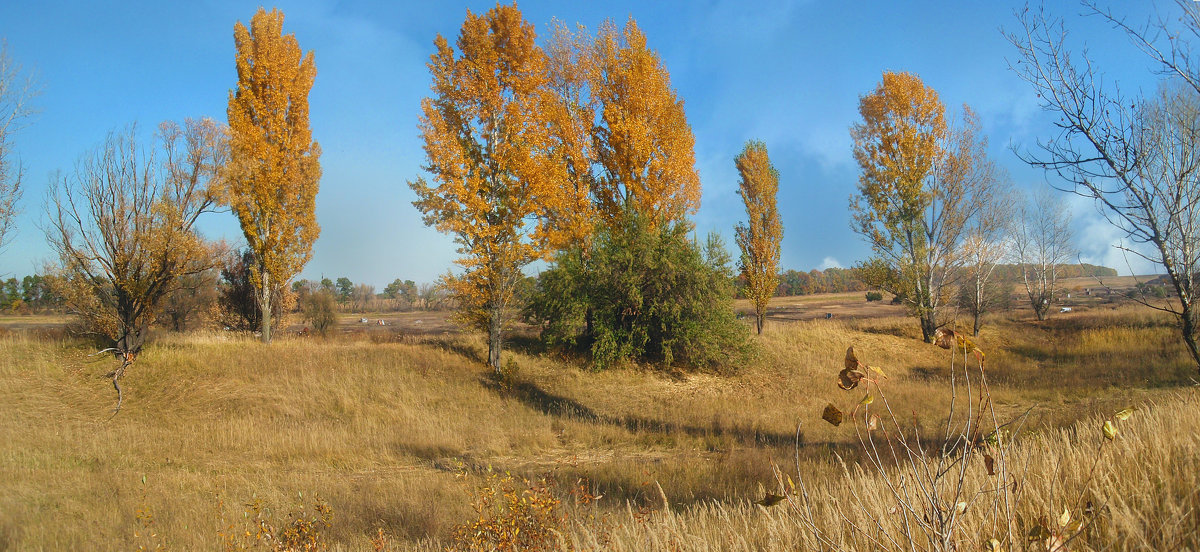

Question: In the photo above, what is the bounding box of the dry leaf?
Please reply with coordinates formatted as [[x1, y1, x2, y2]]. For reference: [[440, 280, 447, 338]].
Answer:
[[872, 365, 889, 379], [822, 404, 844, 426], [934, 328, 956, 350], [933, 327, 985, 364], [1058, 506, 1070, 527], [845, 346, 861, 370], [838, 368, 865, 390], [866, 414, 880, 431], [985, 538, 1003, 552], [984, 453, 996, 476], [755, 493, 786, 507], [1114, 407, 1134, 421]]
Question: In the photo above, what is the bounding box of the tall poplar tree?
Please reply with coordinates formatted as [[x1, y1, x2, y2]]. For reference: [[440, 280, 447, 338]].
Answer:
[[734, 140, 782, 335], [225, 7, 321, 344], [410, 4, 569, 373]]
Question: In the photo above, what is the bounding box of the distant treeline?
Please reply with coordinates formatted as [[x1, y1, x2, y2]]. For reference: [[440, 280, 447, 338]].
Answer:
[[735, 263, 1118, 299], [775, 268, 870, 296]]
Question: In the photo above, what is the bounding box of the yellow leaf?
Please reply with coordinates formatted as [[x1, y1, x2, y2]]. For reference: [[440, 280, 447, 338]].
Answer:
[[1058, 506, 1070, 527], [1114, 407, 1134, 421], [1103, 420, 1118, 441], [859, 394, 874, 405]]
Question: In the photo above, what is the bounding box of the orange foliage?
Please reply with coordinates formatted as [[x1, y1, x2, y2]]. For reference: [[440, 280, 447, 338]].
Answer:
[[409, 4, 575, 371], [591, 18, 700, 229]]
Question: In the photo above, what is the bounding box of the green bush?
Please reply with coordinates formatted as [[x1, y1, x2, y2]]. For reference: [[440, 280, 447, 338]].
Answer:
[[301, 290, 338, 336], [865, 291, 884, 302], [528, 214, 750, 371]]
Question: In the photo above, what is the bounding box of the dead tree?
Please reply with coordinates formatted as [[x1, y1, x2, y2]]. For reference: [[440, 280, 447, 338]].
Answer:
[[46, 119, 225, 412]]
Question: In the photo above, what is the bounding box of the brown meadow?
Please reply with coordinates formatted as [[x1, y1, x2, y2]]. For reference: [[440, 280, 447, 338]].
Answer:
[[0, 295, 1196, 550]]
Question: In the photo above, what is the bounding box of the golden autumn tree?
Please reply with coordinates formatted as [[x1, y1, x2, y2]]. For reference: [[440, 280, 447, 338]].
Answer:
[[734, 140, 782, 335], [851, 72, 1001, 342], [225, 7, 321, 344], [410, 4, 575, 373], [590, 18, 700, 229]]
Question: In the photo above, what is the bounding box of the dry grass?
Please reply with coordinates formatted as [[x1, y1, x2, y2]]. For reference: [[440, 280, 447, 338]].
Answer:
[[557, 389, 1200, 551], [0, 302, 1195, 550]]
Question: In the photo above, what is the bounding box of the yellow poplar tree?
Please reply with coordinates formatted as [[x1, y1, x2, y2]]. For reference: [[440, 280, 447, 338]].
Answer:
[[225, 7, 321, 344], [734, 140, 782, 335], [591, 18, 700, 229], [410, 4, 572, 373]]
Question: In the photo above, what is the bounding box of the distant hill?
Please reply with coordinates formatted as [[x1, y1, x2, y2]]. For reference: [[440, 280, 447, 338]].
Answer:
[[990, 263, 1118, 280], [739, 263, 1119, 298]]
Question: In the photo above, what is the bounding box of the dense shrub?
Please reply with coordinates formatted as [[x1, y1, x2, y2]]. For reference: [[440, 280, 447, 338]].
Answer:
[[865, 291, 884, 302], [528, 215, 750, 371], [301, 290, 338, 336]]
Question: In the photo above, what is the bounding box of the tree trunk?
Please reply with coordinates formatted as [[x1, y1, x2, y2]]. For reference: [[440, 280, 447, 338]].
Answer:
[[261, 271, 272, 344], [1033, 300, 1047, 322], [756, 311, 764, 335], [488, 306, 503, 373], [919, 312, 937, 343], [1180, 303, 1200, 376], [972, 312, 982, 337]]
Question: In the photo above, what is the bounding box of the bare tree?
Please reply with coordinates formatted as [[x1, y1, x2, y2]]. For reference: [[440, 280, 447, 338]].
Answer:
[[351, 283, 375, 312], [46, 120, 225, 412], [1010, 190, 1076, 321], [960, 178, 1016, 335], [1008, 1, 1200, 370], [0, 41, 40, 254]]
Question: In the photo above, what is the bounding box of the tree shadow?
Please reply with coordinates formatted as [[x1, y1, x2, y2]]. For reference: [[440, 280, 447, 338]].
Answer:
[[488, 377, 801, 449]]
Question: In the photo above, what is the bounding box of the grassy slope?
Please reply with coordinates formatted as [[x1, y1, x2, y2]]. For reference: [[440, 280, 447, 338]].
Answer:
[[0, 306, 1195, 550]]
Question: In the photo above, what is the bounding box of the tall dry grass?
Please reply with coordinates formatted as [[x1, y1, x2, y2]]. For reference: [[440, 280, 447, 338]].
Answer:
[[0, 303, 1194, 549], [557, 389, 1200, 551]]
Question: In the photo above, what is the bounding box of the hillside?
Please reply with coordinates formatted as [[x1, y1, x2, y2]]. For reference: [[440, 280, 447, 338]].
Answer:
[[0, 302, 1196, 549]]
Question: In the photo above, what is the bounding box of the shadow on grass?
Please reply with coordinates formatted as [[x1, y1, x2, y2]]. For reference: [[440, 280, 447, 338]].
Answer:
[[488, 376, 820, 450]]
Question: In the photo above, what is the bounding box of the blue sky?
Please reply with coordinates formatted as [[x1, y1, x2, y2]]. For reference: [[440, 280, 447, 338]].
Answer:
[[0, 1, 1169, 287]]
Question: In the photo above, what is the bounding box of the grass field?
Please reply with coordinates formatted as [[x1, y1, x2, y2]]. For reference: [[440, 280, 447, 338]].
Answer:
[[1, 286, 1197, 550]]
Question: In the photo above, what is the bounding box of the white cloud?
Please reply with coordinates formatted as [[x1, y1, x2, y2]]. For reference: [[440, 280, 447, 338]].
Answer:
[[819, 256, 843, 270], [1066, 193, 1162, 276]]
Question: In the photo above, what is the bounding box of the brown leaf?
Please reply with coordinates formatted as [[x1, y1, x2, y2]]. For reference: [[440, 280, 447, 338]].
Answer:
[[866, 414, 880, 431], [845, 346, 861, 370], [838, 368, 865, 390], [934, 328, 955, 350], [822, 404, 843, 426], [754, 492, 786, 507], [984, 453, 996, 476]]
